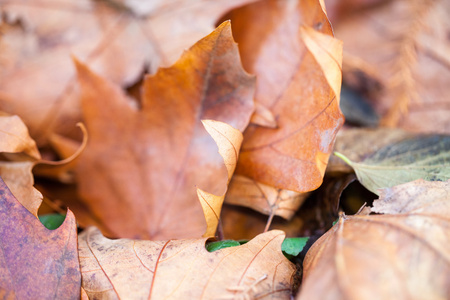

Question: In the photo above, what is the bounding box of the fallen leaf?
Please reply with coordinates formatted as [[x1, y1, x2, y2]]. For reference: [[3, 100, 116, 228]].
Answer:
[[75, 22, 254, 239], [0, 160, 41, 217], [0, 177, 81, 299], [0, 0, 258, 144], [0, 113, 42, 216], [79, 227, 294, 299], [220, 203, 307, 241], [327, 127, 414, 174], [298, 179, 450, 300], [198, 120, 243, 238], [225, 0, 344, 194], [0, 113, 40, 160], [226, 175, 308, 220], [335, 134, 450, 194], [335, 0, 450, 133]]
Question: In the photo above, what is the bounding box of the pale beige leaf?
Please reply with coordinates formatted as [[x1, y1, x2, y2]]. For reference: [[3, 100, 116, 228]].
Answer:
[[201, 120, 243, 182], [79, 227, 295, 299], [199, 120, 243, 237], [198, 189, 224, 238], [0, 114, 40, 160], [226, 175, 308, 220], [0, 161, 42, 217], [298, 180, 450, 300], [0, 113, 42, 217]]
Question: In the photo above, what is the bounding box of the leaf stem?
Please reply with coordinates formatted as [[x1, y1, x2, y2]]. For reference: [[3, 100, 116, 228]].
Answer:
[[334, 152, 353, 166]]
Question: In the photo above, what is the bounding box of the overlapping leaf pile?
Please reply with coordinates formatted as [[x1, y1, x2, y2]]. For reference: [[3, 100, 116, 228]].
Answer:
[[0, 0, 343, 298], [1, 0, 449, 299]]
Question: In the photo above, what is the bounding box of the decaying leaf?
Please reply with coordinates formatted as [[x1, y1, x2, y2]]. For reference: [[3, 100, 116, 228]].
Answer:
[[335, 0, 450, 133], [75, 22, 254, 239], [79, 227, 294, 299], [0, 0, 258, 144], [226, 0, 343, 194], [335, 134, 450, 194], [298, 179, 450, 300], [0, 178, 81, 299]]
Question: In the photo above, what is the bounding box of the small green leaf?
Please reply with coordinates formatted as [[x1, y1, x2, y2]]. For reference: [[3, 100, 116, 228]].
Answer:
[[334, 135, 450, 195], [281, 237, 309, 260], [206, 237, 309, 260], [39, 213, 66, 230], [206, 240, 240, 252]]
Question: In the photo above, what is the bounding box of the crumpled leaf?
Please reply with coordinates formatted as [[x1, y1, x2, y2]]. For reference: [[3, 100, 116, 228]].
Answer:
[[298, 179, 450, 300], [75, 22, 254, 239], [0, 0, 258, 144], [335, 0, 450, 133], [79, 227, 294, 299], [335, 134, 450, 195], [223, 0, 343, 210], [0, 177, 81, 299]]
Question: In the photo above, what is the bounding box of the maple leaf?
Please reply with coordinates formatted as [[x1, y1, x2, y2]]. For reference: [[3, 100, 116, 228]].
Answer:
[[0, 178, 81, 299], [78, 227, 294, 299], [219, 0, 344, 221], [298, 179, 450, 300], [0, 0, 258, 144], [74, 22, 254, 239]]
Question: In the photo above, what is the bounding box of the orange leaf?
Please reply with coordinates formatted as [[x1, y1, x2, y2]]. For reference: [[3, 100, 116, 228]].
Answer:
[[79, 227, 294, 299], [74, 22, 255, 239], [222, 0, 344, 219], [0, 178, 80, 298]]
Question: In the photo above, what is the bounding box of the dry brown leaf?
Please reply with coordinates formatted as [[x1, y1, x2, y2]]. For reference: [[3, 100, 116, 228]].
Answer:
[[79, 227, 294, 299], [226, 0, 343, 196], [298, 179, 450, 300], [0, 0, 258, 144], [335, 0, 450, 133], [74, 22, 254, 239]]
